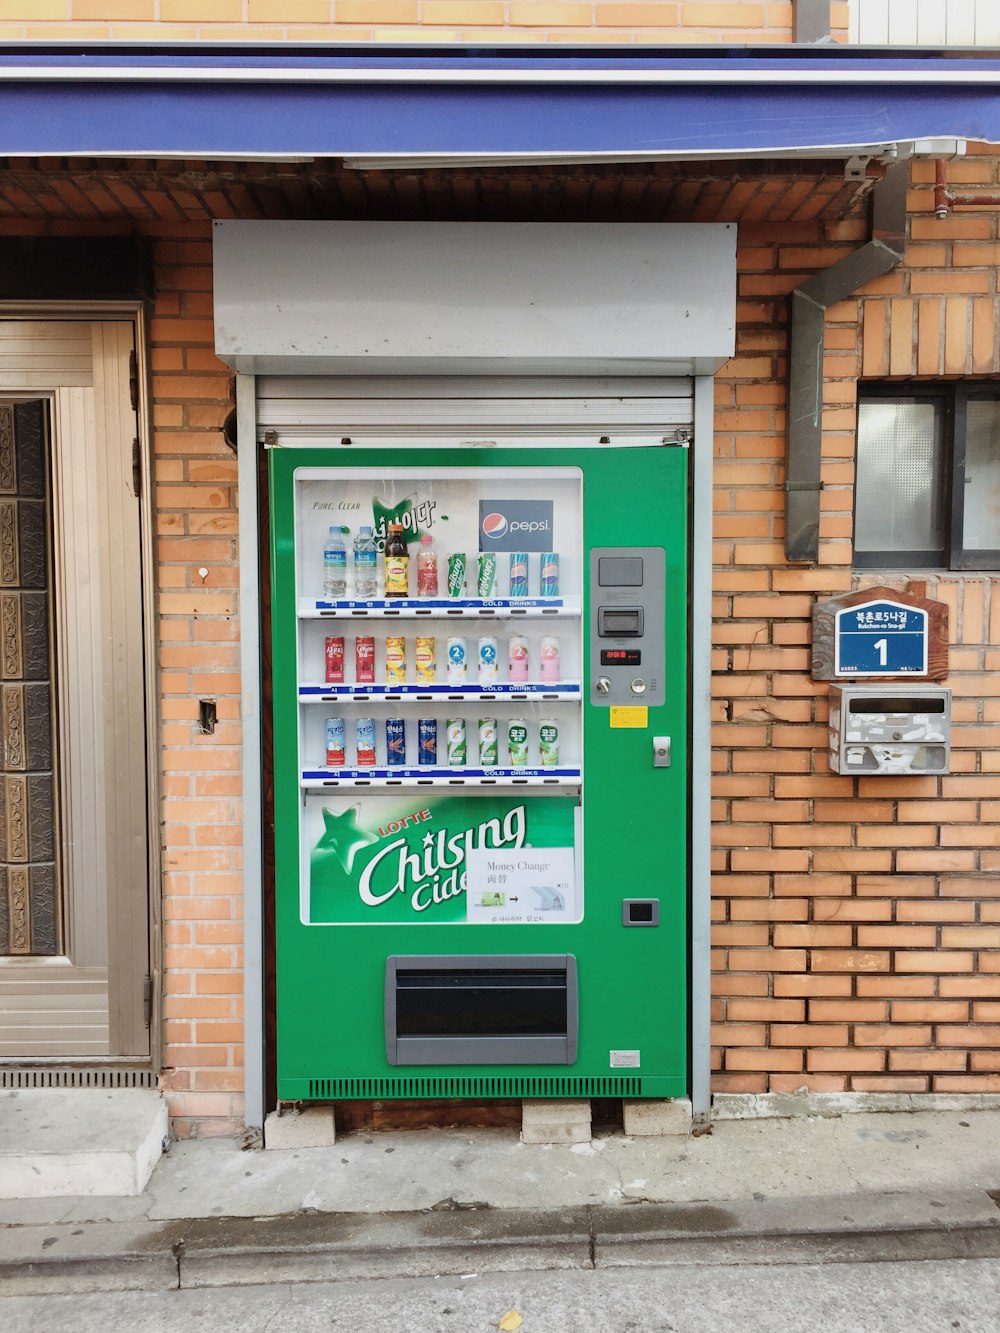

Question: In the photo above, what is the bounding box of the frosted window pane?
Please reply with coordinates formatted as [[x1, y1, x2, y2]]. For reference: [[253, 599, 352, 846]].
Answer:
[[964, 400, 1000, 551], [855, 400, 945, 553]]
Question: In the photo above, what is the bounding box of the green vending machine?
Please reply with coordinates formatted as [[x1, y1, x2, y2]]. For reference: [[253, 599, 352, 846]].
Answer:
[[270, 442, 688, 1100]]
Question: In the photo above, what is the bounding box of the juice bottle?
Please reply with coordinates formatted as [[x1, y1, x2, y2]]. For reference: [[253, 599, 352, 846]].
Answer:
[[416, 533, 439, 596]]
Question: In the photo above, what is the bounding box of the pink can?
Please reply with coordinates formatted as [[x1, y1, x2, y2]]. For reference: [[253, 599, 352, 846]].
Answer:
[[508, 635, 529, 683], [540, 636, 560, 683]]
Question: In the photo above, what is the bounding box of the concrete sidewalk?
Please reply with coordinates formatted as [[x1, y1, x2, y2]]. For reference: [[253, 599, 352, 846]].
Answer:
[[2, 1105, 1000, 1295]]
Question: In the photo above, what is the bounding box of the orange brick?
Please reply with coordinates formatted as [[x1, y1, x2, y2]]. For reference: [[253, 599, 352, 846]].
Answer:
[[72, 0, 153, 15], [773, 924, 852, 947], [727, 948, 808, 972], [890, 1050, 968, 1072], [775, 975, 852, 997], [895, 951, 975, 973], [771, 1024, 848, 1046], [810, 950, 890, 973], [890, 1001, 969, 1023], [854, 1024, 932, 1048], [724, 1049, 804, 1072], [856, 926, 937, 948], [809, 1000, 887, 1022], [807, 1050, 886, 1072], [726, 999, 805, 1022], [858, 976, 935, 998]]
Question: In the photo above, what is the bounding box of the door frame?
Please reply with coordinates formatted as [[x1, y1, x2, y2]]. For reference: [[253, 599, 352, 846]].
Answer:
[[0, 301, 161, 1080]]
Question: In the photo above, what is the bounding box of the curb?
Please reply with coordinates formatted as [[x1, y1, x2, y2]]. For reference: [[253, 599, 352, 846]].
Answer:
[[2, 1191, 999, 1296]]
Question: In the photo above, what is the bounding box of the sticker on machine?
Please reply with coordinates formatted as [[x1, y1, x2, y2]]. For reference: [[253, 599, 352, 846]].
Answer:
[[304, 792, 580, 925], [610, 1050, 641, 1068], [466, 846, 577, 925]]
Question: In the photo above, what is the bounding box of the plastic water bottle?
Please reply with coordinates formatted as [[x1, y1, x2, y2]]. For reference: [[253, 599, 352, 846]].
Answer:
[[323, 527, 347, 599], [353, 525, 378, 598]]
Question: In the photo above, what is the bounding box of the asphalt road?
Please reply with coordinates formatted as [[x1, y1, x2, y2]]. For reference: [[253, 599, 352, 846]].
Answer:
[[4, 1256, 1000, 1333]]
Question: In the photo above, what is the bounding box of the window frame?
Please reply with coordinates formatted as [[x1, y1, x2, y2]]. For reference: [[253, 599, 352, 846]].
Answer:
[[855, 382, 1000, 572]]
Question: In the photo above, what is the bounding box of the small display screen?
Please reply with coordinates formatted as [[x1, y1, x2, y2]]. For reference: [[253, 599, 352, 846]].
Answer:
[[601, 649, 642, 666]]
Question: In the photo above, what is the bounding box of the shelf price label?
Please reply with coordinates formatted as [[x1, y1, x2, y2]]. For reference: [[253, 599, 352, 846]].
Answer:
[[834, 599, 928, 676]]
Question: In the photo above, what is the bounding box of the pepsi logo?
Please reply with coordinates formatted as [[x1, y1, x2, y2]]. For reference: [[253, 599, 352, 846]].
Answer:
[[481, 512, 508, 539]]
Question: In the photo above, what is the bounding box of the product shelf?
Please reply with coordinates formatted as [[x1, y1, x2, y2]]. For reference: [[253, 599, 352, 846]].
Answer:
[[300, 766, 582, 789], [299, 682, 580, 702], [298, 597, 580, 620]]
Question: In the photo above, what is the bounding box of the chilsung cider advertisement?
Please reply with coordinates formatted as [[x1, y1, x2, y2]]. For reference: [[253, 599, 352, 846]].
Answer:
[[304, 793, 580, 926]]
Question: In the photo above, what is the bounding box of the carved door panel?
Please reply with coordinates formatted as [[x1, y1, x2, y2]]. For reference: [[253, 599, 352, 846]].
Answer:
[[0, 322, 150, 1061]]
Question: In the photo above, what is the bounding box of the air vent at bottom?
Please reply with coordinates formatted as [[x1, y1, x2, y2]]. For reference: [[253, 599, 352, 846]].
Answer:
[[307, 1075, 643, 1100], [0, 1068, 157, 1090]]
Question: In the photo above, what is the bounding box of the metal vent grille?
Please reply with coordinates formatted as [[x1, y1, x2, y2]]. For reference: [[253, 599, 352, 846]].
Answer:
[[307, 1074, 643, 1100], [0, 1067, 157, 1090]]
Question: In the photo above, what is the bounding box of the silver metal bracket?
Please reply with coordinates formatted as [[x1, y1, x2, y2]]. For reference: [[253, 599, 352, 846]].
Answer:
[[652, 736, 671, 767]]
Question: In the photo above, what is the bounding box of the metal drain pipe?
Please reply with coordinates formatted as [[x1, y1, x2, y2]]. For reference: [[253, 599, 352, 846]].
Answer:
[[934, 158, 1000, 216], [785, 160, 908, 563]]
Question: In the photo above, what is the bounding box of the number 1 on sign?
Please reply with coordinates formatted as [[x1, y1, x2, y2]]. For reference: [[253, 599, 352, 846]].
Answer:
[[873, 638, 888, 667]]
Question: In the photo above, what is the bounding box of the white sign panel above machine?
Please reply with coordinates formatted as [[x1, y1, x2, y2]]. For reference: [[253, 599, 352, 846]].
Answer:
[[212, 221, 736, 377]]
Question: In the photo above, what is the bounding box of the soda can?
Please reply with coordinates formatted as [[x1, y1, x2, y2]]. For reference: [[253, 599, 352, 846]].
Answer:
[[447, 552, 466, 598], [477, 551, 497, 599], [415, 636, 436, 684], [508, 635, 529, 683], [355, 635, 375, 685], [478, 635, 499, 685], [539, 719, 559, 767], [446, 718, 467, 767], [509, 552, 529, 599], [385, 718, 406, 766], [478, 718, 498, 768], [540, 636, 560, 683], [507, 719, 529, 768], [418, 717, 437, 765], [355, 717, 376, 768], [447, 636, 467, 685], [385, 635, 407, 685], [325, 717, 346, 768], [539, 552, 560, 598], [325, 636, 345, 684]]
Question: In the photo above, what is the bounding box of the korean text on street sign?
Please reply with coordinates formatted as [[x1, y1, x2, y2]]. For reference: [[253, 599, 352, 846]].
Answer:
[[834, 599, 928, 676]]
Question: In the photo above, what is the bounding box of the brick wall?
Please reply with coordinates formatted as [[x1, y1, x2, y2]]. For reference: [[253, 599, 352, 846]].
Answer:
[[711, 152, 1000, 1095], [149, 223, 245, 1136], [0, 0, 849, 44]]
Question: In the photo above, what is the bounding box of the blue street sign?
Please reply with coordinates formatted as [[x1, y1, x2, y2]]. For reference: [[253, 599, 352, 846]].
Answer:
[[834, 599, 928, 676]]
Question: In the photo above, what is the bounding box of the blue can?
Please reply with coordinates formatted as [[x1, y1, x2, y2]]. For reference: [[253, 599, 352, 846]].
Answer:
[[355, 717, 376, 767], [539, 552, 560, 598], [509, 552, 529, 599], [418, 717, 437, 765], [385, 718, 406, 766]]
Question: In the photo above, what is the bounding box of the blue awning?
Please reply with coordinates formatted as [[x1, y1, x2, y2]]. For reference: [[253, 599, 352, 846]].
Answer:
[[1, 45, 999, 160]]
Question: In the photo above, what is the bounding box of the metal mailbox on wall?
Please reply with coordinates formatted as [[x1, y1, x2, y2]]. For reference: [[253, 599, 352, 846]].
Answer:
[[828, 685, 952, 776]]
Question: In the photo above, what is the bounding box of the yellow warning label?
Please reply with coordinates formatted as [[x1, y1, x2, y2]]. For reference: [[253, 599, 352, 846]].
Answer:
[[610, 706, 648, 729]]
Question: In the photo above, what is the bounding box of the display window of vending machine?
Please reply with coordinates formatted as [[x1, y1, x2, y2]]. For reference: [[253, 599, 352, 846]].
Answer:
[[269, 442, 687, 1100]]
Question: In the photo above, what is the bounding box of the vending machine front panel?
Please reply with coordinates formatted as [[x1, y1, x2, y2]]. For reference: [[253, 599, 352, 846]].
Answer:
[[270, 443, 687, 1100]]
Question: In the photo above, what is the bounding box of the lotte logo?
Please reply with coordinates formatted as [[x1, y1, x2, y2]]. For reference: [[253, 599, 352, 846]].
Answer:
[[481, 512, 508, 540]]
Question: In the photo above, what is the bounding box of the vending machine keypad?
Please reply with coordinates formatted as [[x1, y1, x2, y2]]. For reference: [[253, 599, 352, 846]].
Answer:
[[589, 546, 666, 707]]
